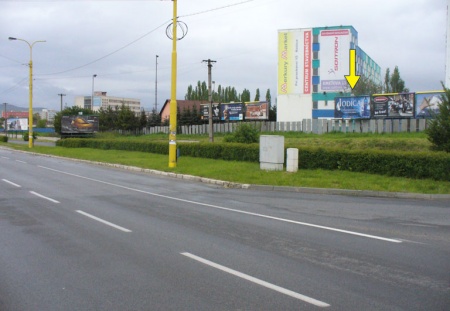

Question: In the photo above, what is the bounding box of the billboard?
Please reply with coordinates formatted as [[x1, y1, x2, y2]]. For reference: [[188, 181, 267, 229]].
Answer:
[[200, 103, 220, 121], [334, 96, 370, 119], [61, 115, 99, 134], [371, 93, 415, 118], [220, 103, 244, 121], [319, 29, 351, 93], [415, 92, 444, 118], [278, 29, 312, 95], [245, 101, 269, 120], [7, 118, 28, 131]]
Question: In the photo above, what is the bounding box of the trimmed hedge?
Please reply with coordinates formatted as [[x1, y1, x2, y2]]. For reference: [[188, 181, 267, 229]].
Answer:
[[56, 138, 450, 181], [0, 136, 8, 143]]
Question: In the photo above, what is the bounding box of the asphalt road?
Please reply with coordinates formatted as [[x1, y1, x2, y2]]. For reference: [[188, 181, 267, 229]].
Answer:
[[0, 148, 449, 310]]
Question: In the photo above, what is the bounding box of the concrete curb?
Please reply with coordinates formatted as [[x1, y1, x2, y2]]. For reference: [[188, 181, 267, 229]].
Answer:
[[2, 146, 449, 201]]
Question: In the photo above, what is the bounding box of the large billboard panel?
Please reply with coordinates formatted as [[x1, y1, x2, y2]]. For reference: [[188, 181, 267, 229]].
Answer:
[[334, 96, 370, 119], [415, 92, 444, 118], [371, 93, 415, 118], [319, 29, 351, 93], [61, 115, 99, 134], [245, 101, 269, 120], [200, 103, 220, 121], [220, 103, 243, 121], [278, 29, 311, 95], [7, 118, 28, 131]]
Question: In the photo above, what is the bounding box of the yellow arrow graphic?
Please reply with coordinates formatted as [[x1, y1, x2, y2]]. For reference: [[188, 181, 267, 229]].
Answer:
[[345, 49, 360, 89]]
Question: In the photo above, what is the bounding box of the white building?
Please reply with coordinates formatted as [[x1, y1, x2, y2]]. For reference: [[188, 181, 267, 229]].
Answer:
[[75, 91, 141, 114], [277, 25, 381, 121]]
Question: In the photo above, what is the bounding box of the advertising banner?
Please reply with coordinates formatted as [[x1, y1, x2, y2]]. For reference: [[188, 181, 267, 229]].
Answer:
[[334, 96, 370, 119], [319, 29, 351, 93], [200, 103, 220, 121], [220, 103, 243, 121], [7, 118, 28, 131], [415, 92, 444, 118], [245, 101, 269, 120], [278, 29, 311, 95], [61, 115, 99, 133], [371, 93, 414, 118]]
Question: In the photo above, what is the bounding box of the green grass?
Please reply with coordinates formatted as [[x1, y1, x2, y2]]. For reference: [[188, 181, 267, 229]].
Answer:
[[2, 140, 449, 195]]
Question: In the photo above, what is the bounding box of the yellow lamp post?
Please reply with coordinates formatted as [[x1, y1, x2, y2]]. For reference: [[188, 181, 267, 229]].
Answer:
[[8, 37, 46, 148], [168, 0, 178, 168]]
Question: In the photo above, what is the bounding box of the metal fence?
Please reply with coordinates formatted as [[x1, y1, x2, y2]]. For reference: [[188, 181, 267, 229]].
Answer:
[[143, 119, 429, 135]]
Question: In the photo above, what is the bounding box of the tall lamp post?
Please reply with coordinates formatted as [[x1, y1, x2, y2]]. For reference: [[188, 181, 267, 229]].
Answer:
[[9, 37, 46, 148], [91, 74, 97, 110], [155, 55, 159, 113], [3, 103, 7, 136]]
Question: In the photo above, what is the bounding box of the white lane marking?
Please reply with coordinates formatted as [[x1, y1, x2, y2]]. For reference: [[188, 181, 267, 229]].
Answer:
[[1, 156, 10, 159], [30, 191, 60, 203], [181, 252, 330, 307], [2, 179, 21, 188], [76, 210, 132, 233], [15, 160, 27, 164], [39, 165, 402, 243]]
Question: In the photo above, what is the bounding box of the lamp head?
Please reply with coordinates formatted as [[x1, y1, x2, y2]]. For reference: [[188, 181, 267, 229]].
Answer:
[[8, 37, 17, 40]]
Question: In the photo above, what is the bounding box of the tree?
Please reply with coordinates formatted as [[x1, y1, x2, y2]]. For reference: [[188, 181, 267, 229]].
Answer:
[[353, 75, 382, 96], [269, 104, 277, 121], [265, 89, 271, 106], [147, 108, 161, 127], [37, 119, 47, 128], [384, 66, 408, 93], [117, 103, 138, 131], [254, 88, 260, 101], [241, 88, 251, 102], [139, 109, 147, 130], [426, 84, 450, 152]]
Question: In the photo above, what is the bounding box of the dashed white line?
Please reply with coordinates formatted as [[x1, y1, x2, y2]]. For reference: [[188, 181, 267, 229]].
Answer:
[[1, 156, 10, 159], [39, 165, 402, 243], [2, 179, 21, 188], [15, 160, 27, 164], [76, 210, 132, 233], [181, 252, 330, 307], [30, 191, 60, 204]]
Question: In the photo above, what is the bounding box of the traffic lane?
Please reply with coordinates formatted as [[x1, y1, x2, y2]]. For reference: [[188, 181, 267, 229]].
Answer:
[[0, 188, 331, 310], [1, 151, 448, 294], [2, 185, 448, 311], [0, 151, 450, 310]]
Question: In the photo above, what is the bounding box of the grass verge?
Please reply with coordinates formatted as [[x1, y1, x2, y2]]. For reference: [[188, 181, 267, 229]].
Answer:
[[2, 142, 449, 195]]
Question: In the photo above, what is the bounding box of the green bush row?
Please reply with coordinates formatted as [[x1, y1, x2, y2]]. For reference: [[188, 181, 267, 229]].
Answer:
[[56, 138, 450, 181], [0, 136, 8, 142]]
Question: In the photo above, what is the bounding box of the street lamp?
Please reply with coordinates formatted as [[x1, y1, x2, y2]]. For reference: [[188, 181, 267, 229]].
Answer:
[[91, 74, 97, 110], [9, 37, 46, 148], [3, 103, 7, 136], [155, 55, 159, 113]]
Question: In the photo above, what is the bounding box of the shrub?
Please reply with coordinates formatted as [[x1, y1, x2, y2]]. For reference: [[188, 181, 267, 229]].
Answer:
[[426, 85, 450, 152], [223, 123, 259, 144], [0, 136, 7, 142]]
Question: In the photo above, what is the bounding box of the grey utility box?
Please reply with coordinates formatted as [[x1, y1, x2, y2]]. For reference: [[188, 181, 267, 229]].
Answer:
[[260, 135, 284, 171], [286, 148, 299, 172]]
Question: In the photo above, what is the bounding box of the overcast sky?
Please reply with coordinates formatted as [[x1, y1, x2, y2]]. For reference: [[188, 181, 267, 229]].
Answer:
[[0, 0, 448, 112]]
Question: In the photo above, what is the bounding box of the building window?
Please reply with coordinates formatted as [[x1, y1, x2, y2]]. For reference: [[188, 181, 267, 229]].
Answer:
[[313, 101, 318, 109]]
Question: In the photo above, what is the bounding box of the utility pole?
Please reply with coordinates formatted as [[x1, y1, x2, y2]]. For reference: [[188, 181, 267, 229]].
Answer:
[[202, 59, 216, 142], [58, 94, 66, 112]]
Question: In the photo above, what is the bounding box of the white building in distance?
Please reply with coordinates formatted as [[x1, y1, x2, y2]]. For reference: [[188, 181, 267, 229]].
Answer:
[[75, 91, 141, 114]]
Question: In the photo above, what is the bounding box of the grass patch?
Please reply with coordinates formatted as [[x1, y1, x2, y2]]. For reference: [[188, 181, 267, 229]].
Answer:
[[3, 142, 449, 195]]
